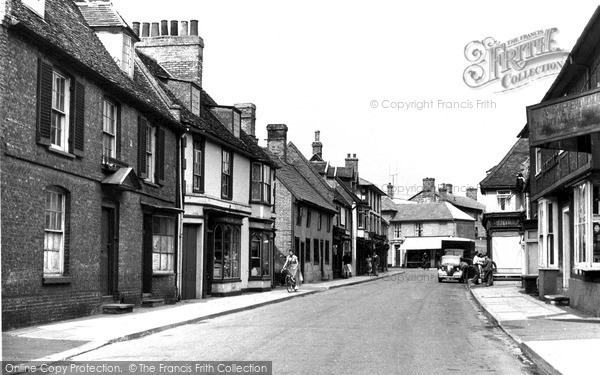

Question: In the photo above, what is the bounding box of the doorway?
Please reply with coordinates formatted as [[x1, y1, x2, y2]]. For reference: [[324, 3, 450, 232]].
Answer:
[[562, 207, 570, 289], [100, 207, 117, 296], [182, 225, 199, 300]]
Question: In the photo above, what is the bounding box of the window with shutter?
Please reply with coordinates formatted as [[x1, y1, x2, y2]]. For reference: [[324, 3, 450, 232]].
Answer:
[[138, 117, 148, 179], [156, 127, 165, 185]]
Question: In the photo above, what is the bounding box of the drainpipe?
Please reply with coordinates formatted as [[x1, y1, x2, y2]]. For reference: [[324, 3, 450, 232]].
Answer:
[[175, 128, 188, 301]]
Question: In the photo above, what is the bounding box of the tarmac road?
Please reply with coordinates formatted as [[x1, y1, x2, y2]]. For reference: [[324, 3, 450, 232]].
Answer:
[[71, 269, 542, 375]]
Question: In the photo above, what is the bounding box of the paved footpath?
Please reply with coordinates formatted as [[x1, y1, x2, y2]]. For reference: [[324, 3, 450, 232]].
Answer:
[[2, 270, 403, 365], [470, 281, 600, 375]]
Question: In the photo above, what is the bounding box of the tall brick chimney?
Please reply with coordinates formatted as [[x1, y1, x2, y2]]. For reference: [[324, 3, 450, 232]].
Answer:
[[234, 103, 256, 139], [387, 183, 394, 199], [135, 19, 204, 87], [312, 131, 323, 158], [345, 153, 358, 172], [466, 187, 478, 201], [267, 124, 288, 162], [422, 177, 436, 202]]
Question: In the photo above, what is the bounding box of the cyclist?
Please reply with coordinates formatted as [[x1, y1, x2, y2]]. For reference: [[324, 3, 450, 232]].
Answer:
[[282, 249, 299, 291]]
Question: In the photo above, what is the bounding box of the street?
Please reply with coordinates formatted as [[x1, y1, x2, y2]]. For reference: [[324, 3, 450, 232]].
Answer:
[[71, 270, 541, 375]]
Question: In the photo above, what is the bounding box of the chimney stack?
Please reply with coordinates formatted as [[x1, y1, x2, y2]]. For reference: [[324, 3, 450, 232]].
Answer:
[[312, 131, 323, 158], [444, 183, 453, 195], [234, 103, 256, 139], [387, 183, 394, 199], [345, 153, 358, 173], [132, 22, 140, 36], [422, 177, 436, 202], [466, 187, 478, 201], [267, 124, 288, 162], [439, 186, 448, 201], [135, 19, 204, 87]]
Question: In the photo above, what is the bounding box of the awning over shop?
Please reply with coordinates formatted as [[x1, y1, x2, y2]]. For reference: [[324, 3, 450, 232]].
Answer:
[[399, 237, 474, 251]]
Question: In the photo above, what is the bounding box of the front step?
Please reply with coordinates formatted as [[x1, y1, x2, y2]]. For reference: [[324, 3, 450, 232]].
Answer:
[[102, 303, 134, 314], [545, 294, 570, 306], [142, 293, 165, 308]]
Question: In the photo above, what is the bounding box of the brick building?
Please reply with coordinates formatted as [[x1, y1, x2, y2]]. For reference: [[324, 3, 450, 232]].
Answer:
[[266, 125, 337, 283], [1, 0, 184, 328]]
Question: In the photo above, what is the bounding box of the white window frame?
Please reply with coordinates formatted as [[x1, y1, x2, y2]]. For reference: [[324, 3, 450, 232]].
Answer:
[[152, 216, 175, 273], [535, 148, 542, 175], [50, 70, 70, 152], [573, 181, 600, 270], [121, 34, 133, 75], [497, 190, 513, 211], [145, 124, 156, 182], [102, 99, 117, 162], [394, 223, 401, 239], [538, 198, 558, 268], [44, 189, 65, 275]]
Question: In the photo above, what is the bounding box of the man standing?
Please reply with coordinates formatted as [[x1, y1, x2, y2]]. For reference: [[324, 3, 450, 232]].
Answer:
[[482, 256, 497, 286], [372, 252, 379, 276]]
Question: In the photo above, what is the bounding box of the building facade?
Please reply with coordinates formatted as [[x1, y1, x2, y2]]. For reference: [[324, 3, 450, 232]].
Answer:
[[526, 6, 600, 315], [1, 0, 184, 328]]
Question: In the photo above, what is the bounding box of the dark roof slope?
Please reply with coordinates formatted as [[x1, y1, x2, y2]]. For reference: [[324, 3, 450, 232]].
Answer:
[[287, 143, 336, 204], [267, 151, 336, 213], [391, 202, 474, 222], [480, 138, 530, 189], [444, 194, 485, 211], [76, 0, 133, 30], [12, 0, 177, 127]]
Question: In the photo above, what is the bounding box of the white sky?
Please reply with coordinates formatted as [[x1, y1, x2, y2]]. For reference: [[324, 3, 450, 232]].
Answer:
[[113, 0, 599, 198]]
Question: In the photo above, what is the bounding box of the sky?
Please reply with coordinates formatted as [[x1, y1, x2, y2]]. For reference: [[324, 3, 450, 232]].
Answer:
[[113, 0, 599, 199]]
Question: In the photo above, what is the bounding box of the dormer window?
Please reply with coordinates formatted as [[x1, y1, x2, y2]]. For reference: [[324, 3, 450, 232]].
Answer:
[[210, 106, 242, 138], [121, 35, 133, 76]]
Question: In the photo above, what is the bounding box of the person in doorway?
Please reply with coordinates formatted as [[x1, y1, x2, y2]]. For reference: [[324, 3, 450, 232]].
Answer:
[[472, 252, 485, 283], [343, 251, 353, 278], [282, 250, 300, 291], [365, 253, 372, 275]]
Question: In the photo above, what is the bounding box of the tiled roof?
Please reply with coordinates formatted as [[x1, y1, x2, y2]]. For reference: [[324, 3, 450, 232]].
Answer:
[[287, 143, 336, 203], [311, 161, 328, 175], [336, 167, 354, 179], [391, 202, 474, 222], [12, 0, 178, 127], [267, 150, 337, 213], [382, 196, 399, 212], [359, 177, 386, 196], [76, 1, 131, 29], [480, 138, 530, 189], [444, 194, 485, 211]]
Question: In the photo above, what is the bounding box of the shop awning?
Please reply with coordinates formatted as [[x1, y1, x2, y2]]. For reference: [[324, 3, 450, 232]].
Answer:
[[400, 237, 474, 251]]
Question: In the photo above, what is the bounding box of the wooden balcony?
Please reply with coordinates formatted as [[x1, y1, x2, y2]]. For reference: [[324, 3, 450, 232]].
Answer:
[[531, 150, 591, 200]]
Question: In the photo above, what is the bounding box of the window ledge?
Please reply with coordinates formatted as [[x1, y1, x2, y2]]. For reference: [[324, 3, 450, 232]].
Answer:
[[47, 147, 76, 159], [144, 180, 160, 188], [211, 278, 241, 284], [152, 271, 175, 277], [43, 276, 72, 284]]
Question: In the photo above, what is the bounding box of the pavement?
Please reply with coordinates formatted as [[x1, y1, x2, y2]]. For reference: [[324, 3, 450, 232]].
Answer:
[[469, 280, 600, 375], [2, 270, 404, 366]]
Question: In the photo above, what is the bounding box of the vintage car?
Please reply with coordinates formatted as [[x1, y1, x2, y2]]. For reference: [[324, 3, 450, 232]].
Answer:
[[437, 255, 463, 282]]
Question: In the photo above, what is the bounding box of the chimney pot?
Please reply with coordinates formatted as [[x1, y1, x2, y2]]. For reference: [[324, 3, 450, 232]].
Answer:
[[312, 130, 323, 158], [387, 183, 394, 199], [170, 20, 178, 36], [132, 22, 140, 36], [160, 20, 168, 35], [353, 153, 356, 158], [315, 131, 320, 141], [150, 22, 159, 37], [181, 20, 188, 36], [190, 20, 199, 36], [345, 153, 358, 172], [141, 22, 150, 37], [347, 153, 351, 158]]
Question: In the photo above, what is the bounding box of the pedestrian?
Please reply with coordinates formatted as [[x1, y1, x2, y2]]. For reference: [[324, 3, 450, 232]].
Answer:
[[372, 252, 379, 276], [472, 252, 484, 283], [365, 253, 372, 276], [459, 259, 469, 283], [342, 251, 353, 278], [482, 256, 497, 286], [422, 252, 430, 270], [282, 250, 300, 291]]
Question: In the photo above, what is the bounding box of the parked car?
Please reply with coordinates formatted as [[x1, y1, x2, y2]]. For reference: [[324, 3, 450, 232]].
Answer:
[[438, 255, 462, 282]]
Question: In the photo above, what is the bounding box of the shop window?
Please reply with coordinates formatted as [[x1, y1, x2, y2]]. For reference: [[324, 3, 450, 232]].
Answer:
[[573, 181, 600, 269], [250, 232, 271, 278], [213, 224, 240, 280], [152, 216, 175, 272]]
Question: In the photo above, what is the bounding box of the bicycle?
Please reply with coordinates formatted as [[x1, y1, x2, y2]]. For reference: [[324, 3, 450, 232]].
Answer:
[[281, 267, 298, 293]]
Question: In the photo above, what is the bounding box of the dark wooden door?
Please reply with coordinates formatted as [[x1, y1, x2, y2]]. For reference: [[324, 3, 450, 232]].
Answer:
[[182, 225, 198, 300], [203, 226, 212, 298], [142, 214, 153, 294], [100, 207, 116, 296]]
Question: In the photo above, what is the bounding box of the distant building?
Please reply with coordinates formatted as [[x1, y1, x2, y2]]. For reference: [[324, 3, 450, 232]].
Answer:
[[382, 198, 476, 268], [480, 138, 531, 276]]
